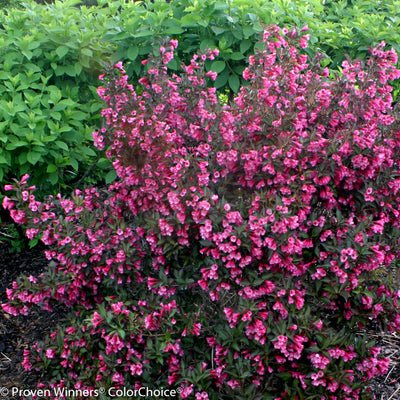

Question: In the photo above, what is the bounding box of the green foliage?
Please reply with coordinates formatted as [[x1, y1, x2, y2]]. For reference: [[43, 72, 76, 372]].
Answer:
[[0, 0, 114, 194], [105, 0, 400, 97]]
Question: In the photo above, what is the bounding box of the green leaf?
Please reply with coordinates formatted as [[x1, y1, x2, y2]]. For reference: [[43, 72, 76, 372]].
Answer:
[[167, 58, 179, 70], [80, 147, 97, 157], [47, 164, 58, 173], [215, 69, 229, 89], [211, 26, 226, 35], [240, 39, 252, 54], [64, 65, 77, 77], [127, 45, 139, 61], [200, 39, 216, 51], [105, 169, 117, 184], [70, 111, 87, 120], [81, 48, 93, 57], [6, 140, 28, 150], [210, 60, 226, 74], [55, 141, 69, 151], [243, 26, 255, 38], [75, 63, 83, 76], [0, 121, 8, 132], [133, 30, 154, 38], [49, 171, 59, 185], [180, 14, 203, 27], [164, 26, 184, 35], [69, 157, 79, 171], [228, 74, 240, 93], [26, 151, 42, 165], [229, 52, 245, 61], [56, 45, 69, 59]]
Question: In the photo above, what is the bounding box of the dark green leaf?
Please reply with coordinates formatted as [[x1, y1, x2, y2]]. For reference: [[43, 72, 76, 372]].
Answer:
[[228, 73, 240, 92], [210, 60, 226, 73]]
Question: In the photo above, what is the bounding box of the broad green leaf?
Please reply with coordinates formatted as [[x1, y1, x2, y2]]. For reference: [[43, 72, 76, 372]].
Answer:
[[81, 48, 93, 57], [215, 69, 229, 89], [27, 151, 42, 165], [127, 45, 139, 61], [240, 39, 252, 54], [228, 73, 240, 93], [164, 26, 184, 35], [180, 14, 201, 27], [46, 164, 58, 173], [55, 140, 69, 151], [69, 157, 79, 171], [0, 121, 8, 132], [200, 39, 216, 51], [49, 171, 59, 185], [56, 45, 69, 59], [6, 140, 28, 150], [229, 52, 245, 61], [64, 65, 77, 77], [133, 30, 154, 38], [210, 60, 226, 74], [243, 26, 255, 38], [80, 147, 97, 157], [70, 111, 86, 120], [105, 169, 117, 184], [211, 26, 226, 35], [75, 63, 83, 76], [167, 58, 179, 70]]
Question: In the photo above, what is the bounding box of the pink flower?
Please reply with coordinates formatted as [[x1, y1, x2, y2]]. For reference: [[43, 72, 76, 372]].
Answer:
[[169, 39, 178, 49], [2, 196, 15, 210], [130, 363, 143, 375], [315, 320, 323, 330], [114, 61, 124, 70], [180, 384, 194, 399], [46, 349, 56, 359], [20, 174, 29, 184]]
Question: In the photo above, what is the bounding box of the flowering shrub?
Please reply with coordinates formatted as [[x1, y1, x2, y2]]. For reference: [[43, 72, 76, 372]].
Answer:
[[3, 26, 400, 399]]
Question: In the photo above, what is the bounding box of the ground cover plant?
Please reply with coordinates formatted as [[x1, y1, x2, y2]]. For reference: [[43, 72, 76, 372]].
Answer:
[[3, 25, 400, 400]]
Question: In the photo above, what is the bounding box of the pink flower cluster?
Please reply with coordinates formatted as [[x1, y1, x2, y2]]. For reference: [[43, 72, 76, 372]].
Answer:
[[2, 27, 400, 399]]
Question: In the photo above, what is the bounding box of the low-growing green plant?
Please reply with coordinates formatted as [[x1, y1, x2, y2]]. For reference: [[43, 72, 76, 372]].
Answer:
[[3, 27, 400, 399]]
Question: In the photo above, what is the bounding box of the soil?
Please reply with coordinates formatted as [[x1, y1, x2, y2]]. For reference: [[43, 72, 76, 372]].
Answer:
[[0, 241, 399, 399]]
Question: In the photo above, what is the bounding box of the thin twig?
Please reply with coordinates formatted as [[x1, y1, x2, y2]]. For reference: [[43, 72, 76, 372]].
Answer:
[[0, 352, 11, 362], [385, 365, 396, 383], [387, 385, 400, 400], [0, 231, 14, 238]]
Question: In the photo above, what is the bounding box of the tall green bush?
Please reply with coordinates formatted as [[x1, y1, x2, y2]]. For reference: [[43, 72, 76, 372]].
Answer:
[[0, 0, 115, 194]]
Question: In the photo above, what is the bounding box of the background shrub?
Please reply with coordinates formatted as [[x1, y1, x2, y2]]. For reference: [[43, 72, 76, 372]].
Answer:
[[3, 27, 400, 399], [0, 0, 116, 195]]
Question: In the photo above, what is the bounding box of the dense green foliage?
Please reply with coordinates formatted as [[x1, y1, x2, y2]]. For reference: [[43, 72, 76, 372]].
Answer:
[[0, 0, 115, 195], [106, 0, 400, 95]]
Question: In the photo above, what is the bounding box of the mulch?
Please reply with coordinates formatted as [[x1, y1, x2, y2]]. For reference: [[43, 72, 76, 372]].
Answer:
[[0, 241, 399, 399]]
